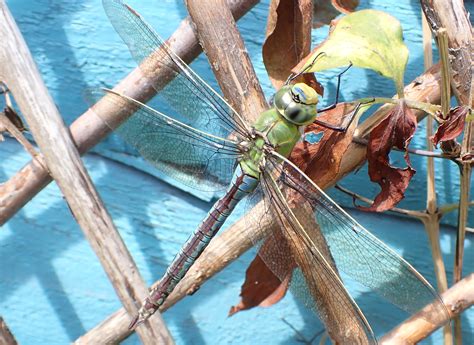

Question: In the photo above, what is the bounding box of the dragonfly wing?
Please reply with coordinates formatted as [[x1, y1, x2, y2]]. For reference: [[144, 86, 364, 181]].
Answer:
[[266, 152, 450, 324], [258, 157, 376, 344], [85, 88, 241, 192], [102, 0, 251, 139]]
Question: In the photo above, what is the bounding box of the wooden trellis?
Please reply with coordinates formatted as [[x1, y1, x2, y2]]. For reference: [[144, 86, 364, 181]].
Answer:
[[0, 0, 472, 344]]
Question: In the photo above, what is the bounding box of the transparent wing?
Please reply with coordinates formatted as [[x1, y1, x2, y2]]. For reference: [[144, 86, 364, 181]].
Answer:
[[85, 88, 241, 192], [266, 152, 450, 323], [102, 0, 251, 140], [257, 159, 376, 344]]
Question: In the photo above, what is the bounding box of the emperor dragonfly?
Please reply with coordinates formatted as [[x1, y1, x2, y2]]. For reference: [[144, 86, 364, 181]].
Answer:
[[87, 0, 449, 342]]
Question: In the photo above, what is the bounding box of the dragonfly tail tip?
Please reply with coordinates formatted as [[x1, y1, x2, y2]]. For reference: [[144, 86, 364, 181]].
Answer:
[[128, 315, 143, 330]]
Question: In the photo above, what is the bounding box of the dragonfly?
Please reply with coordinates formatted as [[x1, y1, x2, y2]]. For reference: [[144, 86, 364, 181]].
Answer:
[[89, 0, 449, 342]]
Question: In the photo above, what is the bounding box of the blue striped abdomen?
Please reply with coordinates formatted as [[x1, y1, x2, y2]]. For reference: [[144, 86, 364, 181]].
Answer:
[[139, 164, 259, 316]]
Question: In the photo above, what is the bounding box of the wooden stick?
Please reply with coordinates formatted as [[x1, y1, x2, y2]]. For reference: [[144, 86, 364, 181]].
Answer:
[[0, 2, 174, 344], [76, 64, 443, 343], [421, 2, 473, 343], [187, 1, 370, 343], [380, 273, 474, 344], [75, 204, 266, 344], [186, 0, 267, 122], [420, 0, 473, 107], [0, 112, 41, 164], [0, 0, 259, 226], [422, 11, 452, 344], [0, 317, 17, 345], [452, 163, 471, 344]]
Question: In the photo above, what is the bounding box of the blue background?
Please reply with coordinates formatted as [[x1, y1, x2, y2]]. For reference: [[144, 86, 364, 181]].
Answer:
[[0, 0, 473, 344]]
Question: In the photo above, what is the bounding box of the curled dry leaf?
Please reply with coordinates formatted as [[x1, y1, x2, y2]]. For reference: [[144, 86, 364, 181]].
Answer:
[[332, 0, 359, 13], [291, 102, 363, 187], [313, 0, 359, 28], [263, 0, 314, 90], [432, 106, 468, 147], [361, 101, 417, 212], [229, 230, 294, 315]]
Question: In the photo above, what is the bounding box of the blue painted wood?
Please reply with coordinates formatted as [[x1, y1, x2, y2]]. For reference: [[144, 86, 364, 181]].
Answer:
[[1, 0, 473, 344]]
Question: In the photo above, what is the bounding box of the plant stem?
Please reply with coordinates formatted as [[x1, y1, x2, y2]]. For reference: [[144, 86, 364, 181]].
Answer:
[[453, 164, 471, 344], [352, 137, 453, 159], [424, 18, 452, 344], [359, 97, 441, 117], [437, 29, 451, 119], [425, 109, 452, 345], [439, 200, 474, 215], [334, 184, 426, 219]]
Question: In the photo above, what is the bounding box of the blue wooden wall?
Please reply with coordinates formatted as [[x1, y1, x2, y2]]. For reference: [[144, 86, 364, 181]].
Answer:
[[0, 0, 473, 344]]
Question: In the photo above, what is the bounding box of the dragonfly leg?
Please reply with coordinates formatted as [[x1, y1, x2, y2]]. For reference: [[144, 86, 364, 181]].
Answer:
[[312, 98, 375, 133], [318, 62, 353, 114], [285, 52, 327, 85], [252, 127, 273, 147]]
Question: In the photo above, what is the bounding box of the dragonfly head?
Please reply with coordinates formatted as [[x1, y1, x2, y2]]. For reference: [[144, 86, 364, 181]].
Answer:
[[274, 83, 318, 126]]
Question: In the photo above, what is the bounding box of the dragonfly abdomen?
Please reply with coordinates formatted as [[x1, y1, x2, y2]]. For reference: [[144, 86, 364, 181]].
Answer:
[[133, 165, 258, 326]]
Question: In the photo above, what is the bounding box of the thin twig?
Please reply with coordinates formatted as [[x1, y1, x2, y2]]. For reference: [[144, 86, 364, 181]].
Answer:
[[334, 184, 427, 219], [453, 163, 471, 343], [422, 11, 433, 71], [335, 183, 474, 223], [439, 200, 474, 215], [437, 29, 451, 119], [364, 97, 442, 117], [424, 17, 452, 344], [352, 137, 454, 159]]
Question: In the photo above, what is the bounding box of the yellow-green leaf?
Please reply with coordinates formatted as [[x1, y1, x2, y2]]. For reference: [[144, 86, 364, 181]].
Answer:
[[303, 9, 408, 96]]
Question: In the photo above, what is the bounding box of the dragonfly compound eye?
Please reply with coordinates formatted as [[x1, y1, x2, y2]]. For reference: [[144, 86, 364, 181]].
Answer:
[[274, 84, 318, 126], [291, 83, 318, 105]]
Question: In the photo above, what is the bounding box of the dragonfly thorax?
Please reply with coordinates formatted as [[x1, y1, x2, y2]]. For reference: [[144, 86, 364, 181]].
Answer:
[[274, 83, 318, 125]]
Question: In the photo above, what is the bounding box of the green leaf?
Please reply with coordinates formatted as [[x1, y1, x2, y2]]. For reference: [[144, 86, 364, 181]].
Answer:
[[303, 9, 408, 96]]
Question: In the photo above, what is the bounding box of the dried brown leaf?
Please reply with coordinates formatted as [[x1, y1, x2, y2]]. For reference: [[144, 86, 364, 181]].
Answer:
[[361, 101, 417, 212], [432, 106, 468, 146], [291, 102, 359, 187], [263, 0, 313, 89], [229, 231, 295, 315], [313, 0, 359, 28], [332, 0, 359, 13], [292, 42, 326, 96]]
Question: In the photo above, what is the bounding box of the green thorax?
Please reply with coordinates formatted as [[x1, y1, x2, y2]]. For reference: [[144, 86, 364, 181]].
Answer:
[[239, 82, 319, 179], [240, 108, 301, 178]]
